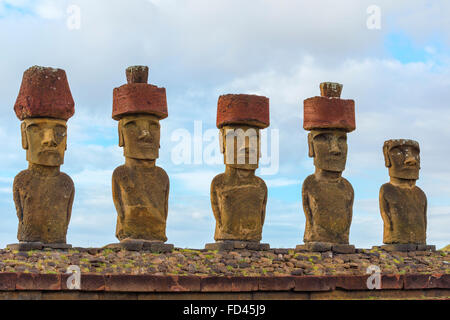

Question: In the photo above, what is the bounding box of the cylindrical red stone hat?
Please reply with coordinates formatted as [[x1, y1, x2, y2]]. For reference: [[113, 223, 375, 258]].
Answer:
[[303, 82, 355, 132], [217, 94, 270, 129], [112, 66, 168, 121], [14, 66, 75, 121]]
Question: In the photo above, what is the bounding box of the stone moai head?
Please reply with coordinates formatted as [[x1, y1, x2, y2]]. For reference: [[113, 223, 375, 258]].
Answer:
[[304, 82, 356, 173], [217, 94, 270, 170], [383, 139, 420, 180], [113, 66, 168, 160], [14, 66, 75, 166]]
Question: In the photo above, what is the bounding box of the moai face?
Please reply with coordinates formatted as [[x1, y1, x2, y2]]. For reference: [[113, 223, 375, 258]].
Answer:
[[119, 114, 161, 160], [308, 129, 348, 173], [21, 118, 67, 166], [220, 125, 260, 170], [384, 140, 420, 180]]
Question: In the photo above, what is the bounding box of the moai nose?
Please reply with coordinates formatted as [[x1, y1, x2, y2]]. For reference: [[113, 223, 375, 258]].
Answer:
[[404, 156, 417, 166], [330, 139, 341, 155], [42, 129, 57, 147], [139, 129, 150, 140]]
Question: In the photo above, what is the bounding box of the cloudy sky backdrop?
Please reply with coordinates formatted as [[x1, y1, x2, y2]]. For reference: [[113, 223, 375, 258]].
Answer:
[[0, 0, 449, 249]]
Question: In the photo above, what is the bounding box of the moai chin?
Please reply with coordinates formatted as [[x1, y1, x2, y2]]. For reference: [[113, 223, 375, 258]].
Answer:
[[110, 66, 173, 252], [206, 94, 270, 251], [297, 82, 356, 254], [377, 139, 435, 252], [8, 66, 75, 251]]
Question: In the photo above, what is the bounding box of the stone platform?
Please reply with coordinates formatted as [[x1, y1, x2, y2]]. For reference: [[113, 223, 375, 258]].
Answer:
[[7, 242, 72, 252], [296, 242, 356, 254], [373, 244, 436, 252], [205, 241, 270, 251], [104, 239, 174, 253]]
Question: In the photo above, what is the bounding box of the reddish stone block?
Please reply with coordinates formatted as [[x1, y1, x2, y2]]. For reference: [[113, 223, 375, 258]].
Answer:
[[230, 276, 259, 292], [217, 94, 270, 129], [0, 273, 17, 291], [258, 276, 295, 291], [61, 274, 105, 291], [167, 276, 201, 292], [303, 96, 355, 132], [200, 276, 233, 292], [112, 84, 168, 120], [293, 276, 336, 292], [335, 275, 368, 290], [105, 275, 176, 292], [381, 274, 404, 290], [428, 274, 450, 289], [16, 273, 61, 291], [404, 274, 450, 290], [14, 66, 75, 121]]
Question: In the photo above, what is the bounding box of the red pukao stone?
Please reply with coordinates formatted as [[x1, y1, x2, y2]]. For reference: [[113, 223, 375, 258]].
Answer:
[[14, 66, 75, 121], [303, 96, 355, 132], [216, 94, 270, 129], [112, 74, 168, 121]]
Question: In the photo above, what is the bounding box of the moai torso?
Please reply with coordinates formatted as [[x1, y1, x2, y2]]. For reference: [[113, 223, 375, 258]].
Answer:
[[113, 164, 169, 242], [112, 66, 170, 243], [380, 139, 427, 245], [211, 171, 267, 241], [302, 83, 356, 245], [380, 183, 427, 244], [211, 94, 270, 243], [12, 66, 76, 245], [14, 169, 74, 244], [302, 174, 354, 244]]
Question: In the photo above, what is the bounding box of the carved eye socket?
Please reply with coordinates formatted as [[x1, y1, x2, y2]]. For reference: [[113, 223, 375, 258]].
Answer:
[[54, 126, 66, 138], [314, 134, 327, 142], [124, 120, 136, 128], [338, 135, 347, 143], [26, 124, 39, 133]]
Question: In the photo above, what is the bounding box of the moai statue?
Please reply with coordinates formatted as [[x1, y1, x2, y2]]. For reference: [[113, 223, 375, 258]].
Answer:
[[205, 94, 270, 251], [297, 82, 356, 254], [377, 139, 435, 252], [8, 66, 75, 251], [110, 66, 173, 252]]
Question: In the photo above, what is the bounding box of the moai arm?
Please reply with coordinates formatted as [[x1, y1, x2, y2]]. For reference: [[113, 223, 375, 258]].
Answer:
[[13, 178, 23, 223], [210, 178, 221, 228], [424, 196, 427, 232], [164, 178, 170, 221], [67, 188, 75, 227], [379, 187, 392, 231], [302, 185, 313, 227], [261, 182, 268, 226], [348, 185, 354, 224], [112, 174, 125, 221]]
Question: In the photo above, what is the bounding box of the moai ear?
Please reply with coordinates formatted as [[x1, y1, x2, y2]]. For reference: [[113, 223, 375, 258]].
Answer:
[[118, 122, 124, 147], [64, 127, 68, 151], [20, 122, 28, 150], [383, 144, 391, 168], [258, 130, 262, 159], [219, 129, 225, 154], [307, 132, 314, 158]]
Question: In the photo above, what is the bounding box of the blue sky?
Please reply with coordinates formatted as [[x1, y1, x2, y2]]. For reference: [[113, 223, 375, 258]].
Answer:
[[0, 0, 449, 249]]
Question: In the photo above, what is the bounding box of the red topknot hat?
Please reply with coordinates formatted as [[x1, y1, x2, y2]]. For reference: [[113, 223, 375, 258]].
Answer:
[[14, 66, 75, 121], [303, 82, 355, 132], [217, 94, 270, 129], [112, 66, 168, 121]]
